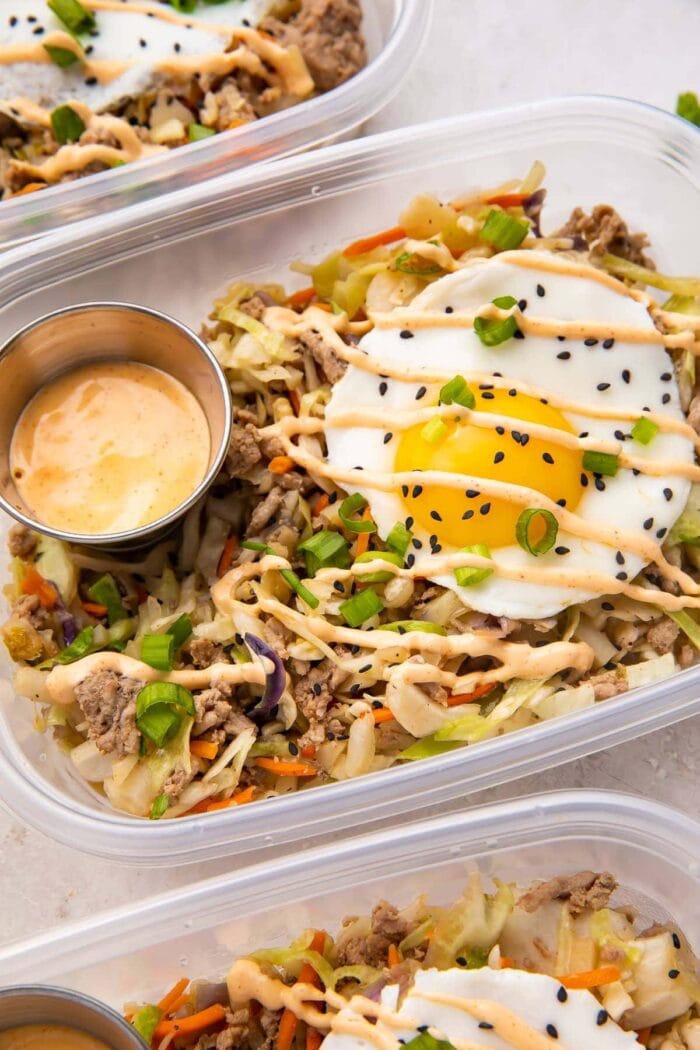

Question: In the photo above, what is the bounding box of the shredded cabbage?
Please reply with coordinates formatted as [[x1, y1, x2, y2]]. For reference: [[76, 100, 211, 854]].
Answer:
[[425, 874, 514, 968]]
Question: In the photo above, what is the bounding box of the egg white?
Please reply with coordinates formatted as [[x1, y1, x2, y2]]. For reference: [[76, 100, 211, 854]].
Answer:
[[325, 252, 694, 619]]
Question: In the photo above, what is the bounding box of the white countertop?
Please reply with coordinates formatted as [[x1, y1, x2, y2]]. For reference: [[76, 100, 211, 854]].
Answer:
[[2, 0, 700, 946]]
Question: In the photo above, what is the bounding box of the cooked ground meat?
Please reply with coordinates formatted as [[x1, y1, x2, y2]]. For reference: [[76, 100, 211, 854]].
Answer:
[[74, 670, 143, 756], [585, 667, 628, 700], [518, 870, 617, 916], [163, 764, 194, 801], [261, 0, 365, 94], [259, 1008, 282, 1050], [195, 1008, 251, 1050], [298, 329, 347, 384], [646, 618, 681, 655], [185, 637, 227, 669], [238, 292, 277, 320], [336, 901, 410, 968], [7, 524, 36, 558], [687, 394, 700, 436], [555, 204, 652, 267], [193, 681, 257, 738], [226, 411, 284, 479], [294, 658, 349, 724], [11, 593, 49, 630]]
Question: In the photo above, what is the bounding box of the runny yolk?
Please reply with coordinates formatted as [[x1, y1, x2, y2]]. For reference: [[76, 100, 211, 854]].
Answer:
[[394, 386, 583, 550]]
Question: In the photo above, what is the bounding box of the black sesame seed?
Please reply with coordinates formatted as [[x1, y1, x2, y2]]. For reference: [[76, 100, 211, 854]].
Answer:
[[545, 1024, 558, 1039], [513, 329, 525, 340], [664, 488, 673, 501], [27, 14, 37, 22], [602, 601, 614, 611], [174, 41, 181, 52], [400, 329, 414, 340], [456, 956, 467, 966], [478, 1023, 494, 1031], [596, 1009, 608, 1026], [494, 451, 505, 464], [379, 381, 388, 396], [479, 383, 494, 390], [616, 571, 628, 581], [412, 485, 423, 497], [288, 741, 299, 756], [84, 76, 98, 85], [542, 452, 554, 464], [495, 425, 505, 435], [429, 534, 438, 547], [540, 398, 549, 404], [432, 543, 442, 553], [383, 433, 393, 445], [643, 518, 653, 530], [518, 298, 528, 311], [632, 468, 640, 476], [579, 431, 589, 438], [662, 392, 671, 404], [412, 538, 423, 549], [313, 683, 322, 696], [616, 551, 625, 565], [445, 305, 454, 314], [329, 492, 338, 504], [350, 644, 360, 654], [597, 382, 611, 391], [509, 388, 517, 397], [348, 686, 360, 698], [672, 932, 681, 949], [580, 473, 589, 487], [358, 663, 371, 674], [326, 731, 336, 740], [669, 969, 680, 979], [466, 489, 480, 498], [556, 498, 567, 507], [128, 115, 139, 125], [557, 350, 571, 360], [595, 478, 606, 492], [430, 510, 442, 521], [481, 391, 495, 400], [417, 1028, 428, 1034], [333, 581, 344, 593], [401, 484, 409, 497], [139, 37, 147, 46], [603, 338, 615, 349], [9, 16, 18, 26], [406, 554, 415, 568], [405, 516, 414, 529], [557, 986, 568, 1003], [622, 369, 631, 384], [557, 334, 566, 341], [555, 546, 570, 555], [584, 337, 598, 347], [520, 433, 530, 446], [661, 372, 672, 381], [32, 25, 44, 35], [657, 527, 667, 539], [415, 386, 427, 400], [462, 510, 474, 520], [480, 502, 491, 516], [536, 283, 545, 297]]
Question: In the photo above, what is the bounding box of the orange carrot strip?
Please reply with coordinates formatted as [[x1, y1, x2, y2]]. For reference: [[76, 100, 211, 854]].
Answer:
[[485, 193, 528, 208], [372, 707, 396, 724], [499, 956, 515, 968], [277, 1008, 299, 1050], [353, 508, 374, 558], [446, 682, 495, 707], [255, 757, 318, 778], [288, 286, 316, 308], [206, 786, 257, 812], [217, 534, 238, 578], [636, 1028, 652, 1046], [306, 1027, 323, 1050], [81, 601, 108, 618], [387, 944, 401, 966], [289, 389, 301, 415], [12, 182, 46, 197], [561, 964, 621, 989], [21, 566, 58, 609], [269, 455, 295, 475], [300, 744, 317, 759], [153, 1003, 226, 1041], [312, 492, 330, 515], [190, 739, 219, 761], [343, 224, 406, 258], [157, 977, 190, 1014], [165, 991, 190, 1016]]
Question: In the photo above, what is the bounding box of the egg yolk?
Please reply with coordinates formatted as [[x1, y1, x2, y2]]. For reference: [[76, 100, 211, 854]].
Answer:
[[394, 387, 583, 550]]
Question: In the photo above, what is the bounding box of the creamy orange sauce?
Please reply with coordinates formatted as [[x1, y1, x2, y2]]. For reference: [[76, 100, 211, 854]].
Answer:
[[0, 1025, 110, 1050], [10, 360, 210, 535]]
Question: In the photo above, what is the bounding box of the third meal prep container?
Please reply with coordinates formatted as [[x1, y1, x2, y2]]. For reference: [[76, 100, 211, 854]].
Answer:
[[0, 96, 699, 865]]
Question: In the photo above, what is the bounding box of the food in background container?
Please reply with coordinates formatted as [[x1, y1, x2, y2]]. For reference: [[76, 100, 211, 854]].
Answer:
[[2, 161, 700, 821], [126, 867, 700, 1048], [0, 0, 366, 199]]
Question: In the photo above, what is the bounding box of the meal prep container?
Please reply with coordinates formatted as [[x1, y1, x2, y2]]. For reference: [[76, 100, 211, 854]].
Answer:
[[0, 0, 430, 248], [0, 96, 699, 866], [0, 790, 698, 999]]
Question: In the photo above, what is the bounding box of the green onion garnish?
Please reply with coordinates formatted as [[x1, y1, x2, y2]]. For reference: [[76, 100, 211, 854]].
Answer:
[[354, 550, 404, 583], [378, 620, 447, 636], [136, 682, 195, 749], [297, 530, 350, 576], [421, 417, 448, 444], [339, 588, 384, 627], [57, 625, 95, 664], [339, 493, 377, 534], [44, 44, 80, 68], [582, 450, 620, 477], [677, 91, 700, 128], [479, 209, 529, 250], [47, 0, 96, 33], [150, 793, 170, 820], [188, 122, 216, 142], [50, 104, 86, 145], [439, 375, 475, 409], [169, 613, 193, 650], [394, 252, 442, 276], [473, 296, 520, 347], [403, 1031, 457, 1050], [492, 295, 518, 309], [140, 634, 175, 672], [87, 573, 127, 625], [241, 540, 320, 609], [386, 521, 412, 557], [131, 1005, 162, 1044], [454, 543, 493, 587], [631, 416, 659, 446], [516, 508, 559, 556]]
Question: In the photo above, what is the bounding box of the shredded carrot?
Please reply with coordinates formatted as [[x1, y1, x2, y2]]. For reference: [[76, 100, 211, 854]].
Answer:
[[288, 286, 316, 308], [153, 1003, 226, 1041], [277, 1008, 298, 1050], [21, 566, 58, 609], [484, 193, 528, 208], [206, 786, 257, 811], [255, 757, 318, 777], [217, 534, 238, 578], [561, 964, 621, 989], [343, 224, 406, 258], [165, 991, 190, 1017], [11, 182, 46, 197], [372, 707, 396, 724], [446, 682, 495, 707], [81, 601, 108, 618], [269, 455, 296, 475], [312, 492, 330, 515], [306, 1026, 323, 1050], [226, 119, 246, 130], [300, 744, 317, 759], [387, 944, 401, 966], [289, 389, 301, 415], [499, 956, 515, 969], [636, 1028, 652, 1046], [190, 739, 219, 761], [353, 508, 374, 558], [158, 977, 190, 1014]]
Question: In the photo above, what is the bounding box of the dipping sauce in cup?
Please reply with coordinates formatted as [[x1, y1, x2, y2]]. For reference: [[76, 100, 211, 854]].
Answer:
[[0, 1024, 111, 1049]]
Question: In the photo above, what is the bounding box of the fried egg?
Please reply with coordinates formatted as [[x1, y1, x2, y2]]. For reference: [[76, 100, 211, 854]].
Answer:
[[0, 0, 269, 117], [325, 251, 694, 619]]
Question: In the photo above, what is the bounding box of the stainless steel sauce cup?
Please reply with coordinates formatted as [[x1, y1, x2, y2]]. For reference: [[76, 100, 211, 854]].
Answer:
[[0, 985, 146, 1047], [0, 302, 231, 550]]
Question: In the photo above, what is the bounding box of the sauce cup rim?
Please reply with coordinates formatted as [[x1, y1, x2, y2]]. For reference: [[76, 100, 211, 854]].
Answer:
[[0, 983, 146, 1046]]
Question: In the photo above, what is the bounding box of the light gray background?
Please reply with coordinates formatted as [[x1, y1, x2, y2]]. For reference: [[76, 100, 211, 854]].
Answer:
[[2, 0, 700, 945]]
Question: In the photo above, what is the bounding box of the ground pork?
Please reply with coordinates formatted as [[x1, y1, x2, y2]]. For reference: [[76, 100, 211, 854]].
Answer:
[[193, 681, 256, 738], [294, 658, 349, 723], [646, 618, 681, 655], [163, 764, 194, 801], [7, 524, 36, 558], [336, 901, 410, 968], [261, 0, 365, 93], [226, 410, 284, 479], [74, 670, 143, 756], [185, 638, 226, 668], [555, 204, 652, 266], [238, 291, 277, 320], [297, 329, 347, 383], [11, 593, 49, 629], [200, 80, 256, 132], [518, 870, 617, 916], [586, 668, 629, 700], [195, 1008, 251, 1050]]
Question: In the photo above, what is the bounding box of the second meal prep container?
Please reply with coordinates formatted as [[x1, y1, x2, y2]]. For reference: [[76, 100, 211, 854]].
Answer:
[[0, 96, 699, 865]]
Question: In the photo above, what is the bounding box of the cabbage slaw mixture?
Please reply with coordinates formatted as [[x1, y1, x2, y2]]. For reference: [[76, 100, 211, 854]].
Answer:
[[3, 162, 700, 821]]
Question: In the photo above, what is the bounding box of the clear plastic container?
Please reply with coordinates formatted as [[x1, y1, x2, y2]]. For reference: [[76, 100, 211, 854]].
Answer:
[[0, 789, 698, 998], [0, 0, 430, 248], [1, 96, 700, 866]]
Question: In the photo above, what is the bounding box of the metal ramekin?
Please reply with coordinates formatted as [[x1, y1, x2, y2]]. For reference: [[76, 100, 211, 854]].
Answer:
[[0, 985, 146, 1047], [0, 303, 232, 550]]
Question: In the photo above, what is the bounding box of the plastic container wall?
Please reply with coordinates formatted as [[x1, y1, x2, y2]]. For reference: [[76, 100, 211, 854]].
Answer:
[[0, 97, 699, 865], [0, 790, 698, 1007], [0, 0, 431, 247]]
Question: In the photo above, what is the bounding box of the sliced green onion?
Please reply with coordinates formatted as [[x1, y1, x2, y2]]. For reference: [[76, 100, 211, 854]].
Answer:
[[339, 588, 384, 627], [403, 1033, 456, 1050], [631, 416, 659, 446], [188, 122, 216, 142], [48, 0, 96, 32], [241, 540, 269, 552], [140, 633, 175, 672], [137, 705, 181, 749], [50, 104, 86, 145], [87, 573, 127, 625], [667, 609, 700, 650], [57, 625, 95, 664], [582, 450, 620, 477], [386, 521, 412, 557], [297, 530, 350, 576], [136, 682, 195, 749], [378, 620, 447, 636], [44, 44, 80, 68], [454, 543, 493, 587], [131, 1005, 162, 1044], [394, 251, 442, 276], [662, 293, 700, 315], [492, 294, 518, 309], [479, 209, 529, 250], [339, 493, 376, 533], [399, 734, 462, 760], [602, 254, 700, 297], [150, 794, 170, 820], [439, 375, 475, 409], [677, 91, 700, 127], [354, 550, 404, 583], [516, 508, 559, 556], [169, 613, 193, 650], [474, 313, 519, 347], [241, 541, 319, 608], [421, 417, 448, 444]]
